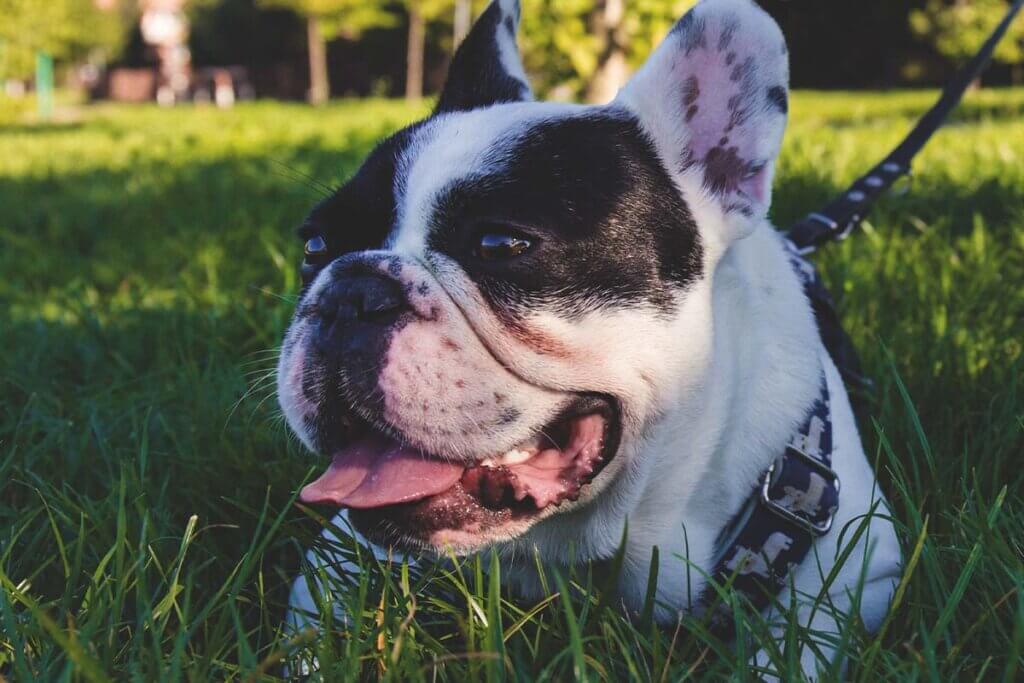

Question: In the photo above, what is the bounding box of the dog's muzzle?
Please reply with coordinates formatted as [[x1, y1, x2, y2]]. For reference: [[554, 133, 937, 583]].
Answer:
[[279, 253, 624, 550]]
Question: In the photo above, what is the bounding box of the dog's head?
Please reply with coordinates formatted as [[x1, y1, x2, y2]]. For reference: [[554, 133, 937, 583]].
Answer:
[[277, 0, 789, 553]]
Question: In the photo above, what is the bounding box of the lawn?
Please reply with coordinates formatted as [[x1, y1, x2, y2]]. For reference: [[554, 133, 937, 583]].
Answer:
[[1, 90, 1022, 681]]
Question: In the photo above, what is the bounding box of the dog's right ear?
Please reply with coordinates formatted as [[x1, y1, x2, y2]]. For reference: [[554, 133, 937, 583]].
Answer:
[[436, 0, 532, 113], [614, 0, 789, 244]]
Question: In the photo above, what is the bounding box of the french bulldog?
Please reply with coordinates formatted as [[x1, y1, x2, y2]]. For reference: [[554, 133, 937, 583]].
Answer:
[[276, 0, 902, 675]]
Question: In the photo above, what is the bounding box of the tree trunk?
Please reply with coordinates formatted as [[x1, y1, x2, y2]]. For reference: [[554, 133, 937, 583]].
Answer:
[[307, 16, 329, 106], [585, 0, 629, 104], [406, 5, 425, 100], [453, 0, 472, 49]]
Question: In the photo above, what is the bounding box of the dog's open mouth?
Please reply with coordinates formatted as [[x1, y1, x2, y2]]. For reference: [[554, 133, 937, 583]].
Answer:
[[299, 397, 619, 546]]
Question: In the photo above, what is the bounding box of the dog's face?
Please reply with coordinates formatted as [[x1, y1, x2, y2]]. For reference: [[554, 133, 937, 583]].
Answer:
[[278, 0, 789, 553]]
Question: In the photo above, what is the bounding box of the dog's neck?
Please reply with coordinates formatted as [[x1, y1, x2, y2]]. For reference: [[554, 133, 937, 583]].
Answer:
[[627, 223, 823, 608], [507, 223, 823, 610]]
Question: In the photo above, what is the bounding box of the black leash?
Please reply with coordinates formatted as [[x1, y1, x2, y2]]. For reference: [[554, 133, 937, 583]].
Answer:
[[784, 0, 1024, 396], [788, 0, 1024, 253]]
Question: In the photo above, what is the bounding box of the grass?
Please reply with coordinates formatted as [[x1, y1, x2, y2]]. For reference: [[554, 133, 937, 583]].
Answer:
[[0, 89, 1022, 681]]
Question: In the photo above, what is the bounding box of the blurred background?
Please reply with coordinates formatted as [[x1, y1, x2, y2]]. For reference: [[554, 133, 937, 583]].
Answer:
[[2, 0, 1024, 118]]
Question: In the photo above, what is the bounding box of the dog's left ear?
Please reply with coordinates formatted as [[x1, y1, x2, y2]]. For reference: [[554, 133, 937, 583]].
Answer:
[[437, 0, 532, 113], [615, 0, 788, 241]]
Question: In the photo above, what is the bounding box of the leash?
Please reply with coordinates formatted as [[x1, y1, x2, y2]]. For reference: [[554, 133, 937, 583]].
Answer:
[[784, 0, 1024, 394], [787, 0, 1024, 254]]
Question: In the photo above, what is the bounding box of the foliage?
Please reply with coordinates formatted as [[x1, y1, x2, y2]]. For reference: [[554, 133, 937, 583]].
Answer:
[[519, 0, 695, 98], [404, 0, 458, 23], [911, 0, 1024, 66], [0, 0, 133, 80], [257, 0, 398, 40], [188, 0, 307, 70], [1, 90, 1024, 679]]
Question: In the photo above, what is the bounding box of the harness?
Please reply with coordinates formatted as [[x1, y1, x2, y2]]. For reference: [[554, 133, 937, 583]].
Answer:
[[703, 242, 839, 620], [703, 0, 1024, 618]]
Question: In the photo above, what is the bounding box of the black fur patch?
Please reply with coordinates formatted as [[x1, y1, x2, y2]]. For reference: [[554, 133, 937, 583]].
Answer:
[[672, 11, 707, 56], [718, 17, 739, 51], [437, 2, 529, 112], [298, 123, 425, 287], [426, 110, 703, 317], [682, 76, 700, 106], [704, 144, 748, 196], [767, 85, 788, 114]]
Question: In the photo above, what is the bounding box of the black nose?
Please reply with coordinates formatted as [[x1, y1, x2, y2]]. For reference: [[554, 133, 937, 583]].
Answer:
[[315, 273, 408, 326], [306, 271, 410, 410], [311, 272, 410, 362]]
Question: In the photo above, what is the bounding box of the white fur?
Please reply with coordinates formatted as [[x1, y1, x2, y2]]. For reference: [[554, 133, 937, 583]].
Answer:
[[282, 1, 902, 677]]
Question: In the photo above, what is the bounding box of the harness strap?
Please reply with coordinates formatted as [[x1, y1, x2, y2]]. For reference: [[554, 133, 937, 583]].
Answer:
[[701, 242, 840, 621], [787, 0, 1024, 254], [707, 378, 836, 616]]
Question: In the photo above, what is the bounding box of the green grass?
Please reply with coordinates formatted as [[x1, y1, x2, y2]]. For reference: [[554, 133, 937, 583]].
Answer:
[[1, 90, 1022, 681]]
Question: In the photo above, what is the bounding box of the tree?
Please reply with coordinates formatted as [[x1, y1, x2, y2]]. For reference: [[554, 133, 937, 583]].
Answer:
[[402, 0, 454, 100], [259, 0, 395, 104], [911, 0, 1024, 84], [518, 0, 695, 103], [585, 0, 627, 103], [0, 0, 133, 81], [453, 0, 471, 47]]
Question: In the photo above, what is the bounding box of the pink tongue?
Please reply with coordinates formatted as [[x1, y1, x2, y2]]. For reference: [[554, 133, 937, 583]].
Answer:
[[300, 433, 464, 509]]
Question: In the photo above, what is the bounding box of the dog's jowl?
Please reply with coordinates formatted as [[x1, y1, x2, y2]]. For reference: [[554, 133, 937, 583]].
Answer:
[[276, 0, 901, 675]]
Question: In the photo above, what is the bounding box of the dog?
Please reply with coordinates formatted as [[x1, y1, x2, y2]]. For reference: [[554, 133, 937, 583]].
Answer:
[[276, 0, 902, 675]]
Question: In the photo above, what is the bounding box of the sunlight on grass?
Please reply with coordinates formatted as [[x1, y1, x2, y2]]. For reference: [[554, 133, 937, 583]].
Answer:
[[1, 91, 1022, 680]]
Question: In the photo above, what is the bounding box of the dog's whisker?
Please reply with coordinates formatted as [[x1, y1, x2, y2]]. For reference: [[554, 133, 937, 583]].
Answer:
[[239, 378, 279, 399], [269, 158, 335, 199], [239, 356, 281, 367], [239, 357, 282, 368], [242, 368, 280, 383], [223, 370, 286, 429], [239, 365, 280, 379], [250, 285, 300, 303], [246, 390, 284, 429], [241, 346, 284, 358]]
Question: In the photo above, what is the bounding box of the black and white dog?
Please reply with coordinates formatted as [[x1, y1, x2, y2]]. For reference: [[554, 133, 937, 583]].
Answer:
[[277, 0, 901, 674]]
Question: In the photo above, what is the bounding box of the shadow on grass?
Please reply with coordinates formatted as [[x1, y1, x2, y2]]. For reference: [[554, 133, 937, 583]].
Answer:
[[0, 308, 325, 678], [0, 144, 380, 307]]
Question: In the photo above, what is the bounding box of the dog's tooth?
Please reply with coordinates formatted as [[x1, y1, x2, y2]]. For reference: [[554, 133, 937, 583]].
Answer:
[[500, 448, 534, 466]]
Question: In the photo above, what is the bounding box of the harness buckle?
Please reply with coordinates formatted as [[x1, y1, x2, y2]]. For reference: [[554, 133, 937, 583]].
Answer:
[[759, 446, 841, 537]]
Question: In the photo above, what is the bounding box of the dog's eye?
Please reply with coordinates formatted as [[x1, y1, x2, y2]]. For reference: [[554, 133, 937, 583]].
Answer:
[[477, 233, 532, 261], [304, 235, 327, 258]]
